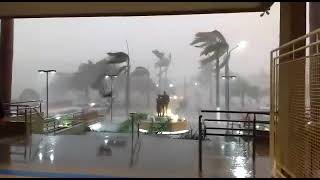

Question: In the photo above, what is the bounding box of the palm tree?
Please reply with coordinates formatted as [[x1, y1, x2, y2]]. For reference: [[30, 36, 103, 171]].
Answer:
[[152, 50, 171, 92], [191, 30, 229, 107]]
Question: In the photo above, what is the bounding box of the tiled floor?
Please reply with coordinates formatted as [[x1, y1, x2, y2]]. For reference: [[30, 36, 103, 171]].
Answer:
[[0, 132, 270, 178]]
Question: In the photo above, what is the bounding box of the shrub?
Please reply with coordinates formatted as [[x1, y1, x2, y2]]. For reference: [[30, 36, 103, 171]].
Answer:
[[134, 113, 148, 120], [117, 119, 132, 133]]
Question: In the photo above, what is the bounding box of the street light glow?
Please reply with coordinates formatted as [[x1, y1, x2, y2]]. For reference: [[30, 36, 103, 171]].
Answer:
[[194, 82, 198, 86], [169, 83, 174, 88], [238, 41, 247, 49], [105, 75, 109, 79]]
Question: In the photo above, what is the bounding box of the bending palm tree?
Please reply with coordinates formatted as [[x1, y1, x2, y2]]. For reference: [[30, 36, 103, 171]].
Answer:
[[191, 30, 229, 107]]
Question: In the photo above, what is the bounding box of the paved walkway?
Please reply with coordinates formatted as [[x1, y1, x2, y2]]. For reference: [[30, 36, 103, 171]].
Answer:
[[0, 132, 270, 178]]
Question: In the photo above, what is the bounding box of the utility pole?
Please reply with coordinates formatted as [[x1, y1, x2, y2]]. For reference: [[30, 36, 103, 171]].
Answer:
[[126, 40, 131, 118]]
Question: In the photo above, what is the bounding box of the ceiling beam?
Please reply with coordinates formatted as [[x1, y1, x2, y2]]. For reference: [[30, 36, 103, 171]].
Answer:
[[0, 2, 274, 18]]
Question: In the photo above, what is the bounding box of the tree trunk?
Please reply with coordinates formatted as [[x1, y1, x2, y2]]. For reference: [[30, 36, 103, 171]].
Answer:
[[215, 59, 220, 108], [209, 68, 213, 106], [159, 66, 162, 93], [165, 68, 168, 91], [146, 78, 150, 108]]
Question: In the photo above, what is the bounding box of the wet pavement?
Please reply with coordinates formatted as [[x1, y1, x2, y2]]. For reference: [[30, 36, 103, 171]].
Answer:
[[0, 131, 270, 178]]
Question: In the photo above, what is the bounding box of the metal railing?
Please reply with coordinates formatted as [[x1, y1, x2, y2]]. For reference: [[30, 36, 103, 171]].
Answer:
[[271, 27, 320, 178], [2, 100, 43, 136], [198, 110, 270, 177], [42, 110, 91, 135]]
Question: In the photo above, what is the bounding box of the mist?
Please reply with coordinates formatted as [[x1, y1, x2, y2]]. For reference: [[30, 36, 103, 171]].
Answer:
[[12, 3, 279, 117]]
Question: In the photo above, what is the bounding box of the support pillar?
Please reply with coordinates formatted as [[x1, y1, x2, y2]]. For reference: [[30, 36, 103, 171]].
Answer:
[[0, 18, 14, 105], [273, 2, 306, 177]]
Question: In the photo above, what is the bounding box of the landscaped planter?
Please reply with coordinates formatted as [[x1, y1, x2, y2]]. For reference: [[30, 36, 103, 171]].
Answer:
[[139, 119, 188, 132]]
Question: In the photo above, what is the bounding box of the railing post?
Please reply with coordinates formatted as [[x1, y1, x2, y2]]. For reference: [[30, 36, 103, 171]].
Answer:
[[39, 102, 42, 114], [29, 108, 32, 135], [24, 109, 27, 135], [198, 115, 203, 177], [137, 121, 140, 138], [129, 113, 135, 142], [252, 113, 256, 178], [53, 118, 56, 136], [17, 105, 19, 116]]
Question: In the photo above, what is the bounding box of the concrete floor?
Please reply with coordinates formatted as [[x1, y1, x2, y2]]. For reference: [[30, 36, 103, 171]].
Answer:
[[0, 131, 270, 178]]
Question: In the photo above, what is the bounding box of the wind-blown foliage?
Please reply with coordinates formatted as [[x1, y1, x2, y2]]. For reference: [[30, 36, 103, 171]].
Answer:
[[191, 30, 229, 106], [106, 52, 129, 64]]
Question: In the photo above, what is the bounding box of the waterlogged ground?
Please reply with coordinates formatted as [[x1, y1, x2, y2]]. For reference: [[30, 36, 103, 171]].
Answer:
[[0, 130, 270, 178]]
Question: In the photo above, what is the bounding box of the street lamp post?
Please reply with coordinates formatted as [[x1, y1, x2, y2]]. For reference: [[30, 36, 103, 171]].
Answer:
[[38, 69, 56, 118], [224, 41, 247, 115], [126, 41, 131, 120], [105, 75, 118, 122]]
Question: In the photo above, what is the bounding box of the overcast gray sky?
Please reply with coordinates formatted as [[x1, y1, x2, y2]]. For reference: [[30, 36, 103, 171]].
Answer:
[[12, 2, 279, 99]]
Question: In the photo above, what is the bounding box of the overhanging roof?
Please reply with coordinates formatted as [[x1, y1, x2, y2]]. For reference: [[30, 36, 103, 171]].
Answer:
[[0, 2, 274, 18]]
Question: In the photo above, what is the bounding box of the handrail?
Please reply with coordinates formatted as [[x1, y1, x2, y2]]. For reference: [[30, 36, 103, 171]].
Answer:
[[198, 110, 270, 177], [200, 109, 270, 115], [3, 100, 42, 105], [203, 118, 269, 124]]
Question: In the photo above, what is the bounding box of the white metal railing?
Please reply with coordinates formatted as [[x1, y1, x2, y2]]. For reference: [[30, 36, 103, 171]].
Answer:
[[271, 27, 320, 178]]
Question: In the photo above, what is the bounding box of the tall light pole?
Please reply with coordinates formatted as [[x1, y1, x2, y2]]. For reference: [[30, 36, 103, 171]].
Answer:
[[38, 69, 56, 118], [222, 75, 237, 120], [105, 75, 117, 122], [224, 41, 247, 114]]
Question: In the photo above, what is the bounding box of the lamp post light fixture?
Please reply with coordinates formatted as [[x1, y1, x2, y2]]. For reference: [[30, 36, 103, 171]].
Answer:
[[222, 75, 237, 80], [169, 83, 174, 88], [105, 74, 118, 122], [38, 69, 56, 118]]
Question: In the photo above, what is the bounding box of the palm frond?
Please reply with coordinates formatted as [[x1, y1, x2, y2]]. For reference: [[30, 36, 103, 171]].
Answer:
[[117, 65, 128, 74], [199, 55, 215, 66], [106, 52, 129, 64], [152, 50, 165, 59], [200, 43, 220, 56], [195, 42, 209, 48]]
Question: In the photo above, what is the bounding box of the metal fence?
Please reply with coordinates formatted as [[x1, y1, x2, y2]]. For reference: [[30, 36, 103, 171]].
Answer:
[[3, 100, 43, 135], [271, 27, 320, 178], [198, 110, 269, 177]]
